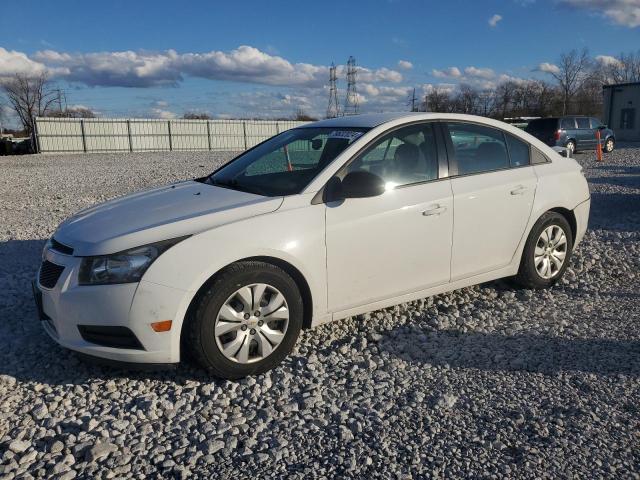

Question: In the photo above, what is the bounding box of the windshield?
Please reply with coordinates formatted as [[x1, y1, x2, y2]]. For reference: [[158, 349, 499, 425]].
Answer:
[[206, 127, 369, 196]]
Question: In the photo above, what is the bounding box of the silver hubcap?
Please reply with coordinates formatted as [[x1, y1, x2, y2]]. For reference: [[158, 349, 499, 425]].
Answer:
[[606, 140, 613, 152], [534, 225, 568, 279], [214, 283, 289, 364], [567, 142, 575, 152]]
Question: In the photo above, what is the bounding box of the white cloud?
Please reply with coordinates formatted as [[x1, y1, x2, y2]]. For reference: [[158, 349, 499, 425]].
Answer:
[[28, 46, 403, 89], [537, 62, 561, 74], [0, 47, 61, 79], [559, 0, 640, 28], [595, 54, 624, 67], [432, 67, 462, 78], [397, 60, 413, 70], [488, 14, 503, 27], [150, 108, 177, 119], [464, 66, 495, 79]]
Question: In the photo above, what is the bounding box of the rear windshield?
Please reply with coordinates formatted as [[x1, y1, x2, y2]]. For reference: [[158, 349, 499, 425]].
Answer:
[[525, 118, 558, 133]]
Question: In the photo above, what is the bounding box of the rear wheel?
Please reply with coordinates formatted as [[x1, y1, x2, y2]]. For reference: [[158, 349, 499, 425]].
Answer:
[[513, 212, 573, 289], [184, 261, 303, 379], [566, 140, 576, 155]]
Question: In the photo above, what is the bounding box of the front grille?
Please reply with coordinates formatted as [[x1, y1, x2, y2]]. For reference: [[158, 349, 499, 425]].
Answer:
[[51, 238, 74, 255], [78, 325, 145, 350], [39, 261, 65, 289]]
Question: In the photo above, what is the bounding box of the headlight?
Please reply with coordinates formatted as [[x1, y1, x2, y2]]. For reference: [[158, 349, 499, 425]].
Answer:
[[78, 237, 187, 285]]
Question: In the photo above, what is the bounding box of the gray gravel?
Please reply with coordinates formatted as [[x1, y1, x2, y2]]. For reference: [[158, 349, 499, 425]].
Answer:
[[1, 147, 639, 479]]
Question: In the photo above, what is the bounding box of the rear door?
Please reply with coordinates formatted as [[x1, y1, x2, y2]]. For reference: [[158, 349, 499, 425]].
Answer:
[[443, 122, 537, 280]]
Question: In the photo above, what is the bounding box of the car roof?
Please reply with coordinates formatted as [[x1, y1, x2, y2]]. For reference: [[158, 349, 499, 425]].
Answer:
[[299, 112, 432, 129]]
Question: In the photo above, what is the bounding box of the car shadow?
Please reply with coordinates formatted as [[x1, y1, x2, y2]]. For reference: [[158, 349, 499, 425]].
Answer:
[[375, 327, 640, 376]]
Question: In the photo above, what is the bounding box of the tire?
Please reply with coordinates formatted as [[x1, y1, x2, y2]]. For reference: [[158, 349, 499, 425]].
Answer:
[[566, 140, 576, 155], [603, 137, 615, 153], [513, 212, 573, 289], [184, 261, 303, 379]]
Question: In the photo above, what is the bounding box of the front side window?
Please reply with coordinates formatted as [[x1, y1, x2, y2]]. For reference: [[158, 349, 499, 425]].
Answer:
[[344, 123, 439, 187], [576, 117, 590, 129], [208, 127, 368, 196], [590, 118, 602, 129], [560, 117, 576, 129], [445, 122, 509, 175]]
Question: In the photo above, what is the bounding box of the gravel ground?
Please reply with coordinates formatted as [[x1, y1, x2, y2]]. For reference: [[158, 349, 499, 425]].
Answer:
[[0, 147, 639, 479]]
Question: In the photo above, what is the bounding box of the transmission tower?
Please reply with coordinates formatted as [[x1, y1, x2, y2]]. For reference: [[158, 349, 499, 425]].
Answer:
[[326, 62, 340, 118], [343, 56, 359, 116]]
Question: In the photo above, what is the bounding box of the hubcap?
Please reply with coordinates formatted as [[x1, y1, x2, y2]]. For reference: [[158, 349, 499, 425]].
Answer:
[[214, 283, 289, 364], [567, 142, 575, 153], [606, 140, 613, 152], [534, 225, 568, 279]]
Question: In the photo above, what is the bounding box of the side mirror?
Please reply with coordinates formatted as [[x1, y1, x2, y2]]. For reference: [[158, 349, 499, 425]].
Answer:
[[310, 138, 323, 150], [324, 170, 385, 202]]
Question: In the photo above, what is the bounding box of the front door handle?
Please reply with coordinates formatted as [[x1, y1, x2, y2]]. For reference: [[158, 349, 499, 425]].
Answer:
[[510, 185, 528, 195], [422, 204, 447, 216]]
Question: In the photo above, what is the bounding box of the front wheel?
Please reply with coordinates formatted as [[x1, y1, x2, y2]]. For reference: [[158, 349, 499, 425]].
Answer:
[[513, 212, 573, 289], [184, 261, 303, 379]]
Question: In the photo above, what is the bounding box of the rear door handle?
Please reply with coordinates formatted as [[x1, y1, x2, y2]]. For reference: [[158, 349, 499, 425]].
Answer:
[[422, 204, 447, 216], [510, 185, 528, 195]]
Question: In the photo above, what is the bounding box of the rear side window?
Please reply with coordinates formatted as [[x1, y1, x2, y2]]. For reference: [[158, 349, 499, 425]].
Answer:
[[445, 123, 509, 175], [576, 117, 590, 129], [560, 118, 576, 129], [531, 147, 550, 165], [505, 134, 530, 167]]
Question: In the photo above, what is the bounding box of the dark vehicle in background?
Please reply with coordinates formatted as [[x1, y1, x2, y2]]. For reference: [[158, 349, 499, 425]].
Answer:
[[525, 116, 615, 154]]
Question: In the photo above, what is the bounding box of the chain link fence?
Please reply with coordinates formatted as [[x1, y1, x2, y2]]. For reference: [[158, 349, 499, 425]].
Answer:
[[34, 118, 310, 154]]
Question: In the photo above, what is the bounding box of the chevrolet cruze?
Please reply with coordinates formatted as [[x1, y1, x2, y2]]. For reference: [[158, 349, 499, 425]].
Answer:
[[34, 113, 590, 378]]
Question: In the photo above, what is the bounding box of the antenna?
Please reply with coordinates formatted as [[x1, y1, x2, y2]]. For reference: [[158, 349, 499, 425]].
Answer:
[[343, 56, 358, 116], [326, 62, 340, 118]]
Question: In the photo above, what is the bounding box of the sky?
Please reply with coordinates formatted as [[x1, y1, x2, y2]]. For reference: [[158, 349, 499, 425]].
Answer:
[[0, 0, 639, 124]]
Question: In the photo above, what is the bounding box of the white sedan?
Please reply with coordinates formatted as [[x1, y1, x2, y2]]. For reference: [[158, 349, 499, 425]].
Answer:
[[35, 113, 590, 378]]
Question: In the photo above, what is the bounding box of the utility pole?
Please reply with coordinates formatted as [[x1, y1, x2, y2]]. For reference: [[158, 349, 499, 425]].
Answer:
[[343, 56, 359, 116], [326, 62, 340, 118], [408, 88, 417, 112]]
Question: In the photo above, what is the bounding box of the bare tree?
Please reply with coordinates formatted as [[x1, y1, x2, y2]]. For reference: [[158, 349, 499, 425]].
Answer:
[[1, 73, 58, 134], [46, 106, 97, 118], [546, 49, 592, 115], [423, 87, 453, 113], [454, 84, 480, 114], [293, 108, 317, 121], [183, 112, 212, 120], [599, 51, 640, 84]]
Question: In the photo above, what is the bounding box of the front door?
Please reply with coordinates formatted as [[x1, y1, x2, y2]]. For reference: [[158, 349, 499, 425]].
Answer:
[[325, 122, 453, 312], [443, 122, 537, 280]]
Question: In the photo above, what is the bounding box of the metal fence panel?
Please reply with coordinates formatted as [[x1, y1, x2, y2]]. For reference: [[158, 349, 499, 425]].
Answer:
[[34, 117, 311, 154]]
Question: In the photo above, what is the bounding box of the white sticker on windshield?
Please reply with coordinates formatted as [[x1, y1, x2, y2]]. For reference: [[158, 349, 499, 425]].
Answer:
[[328, 130, 363, 143]]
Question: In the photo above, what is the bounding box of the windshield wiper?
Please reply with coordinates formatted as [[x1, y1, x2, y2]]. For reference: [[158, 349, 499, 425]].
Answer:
[[210, 177, 265, 196]]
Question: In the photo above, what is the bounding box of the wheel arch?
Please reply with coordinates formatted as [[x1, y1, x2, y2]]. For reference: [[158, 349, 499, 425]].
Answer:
[[181, 255, 315, 347], [548, 207, 577, 241]]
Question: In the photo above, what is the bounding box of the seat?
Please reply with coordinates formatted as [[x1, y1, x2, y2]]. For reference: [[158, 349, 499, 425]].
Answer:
[[473, 141, 508, 173], [392, 143, 420, 182]]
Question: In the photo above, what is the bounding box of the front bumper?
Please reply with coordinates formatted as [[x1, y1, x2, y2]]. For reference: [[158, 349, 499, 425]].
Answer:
[[35, 247, 189, 364]]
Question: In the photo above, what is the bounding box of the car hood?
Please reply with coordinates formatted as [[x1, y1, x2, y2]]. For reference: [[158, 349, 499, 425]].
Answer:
[[54, 180, 283, 256]]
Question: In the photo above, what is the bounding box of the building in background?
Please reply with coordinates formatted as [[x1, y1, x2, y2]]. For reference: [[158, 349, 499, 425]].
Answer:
[[603, 82, 640, 141]]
